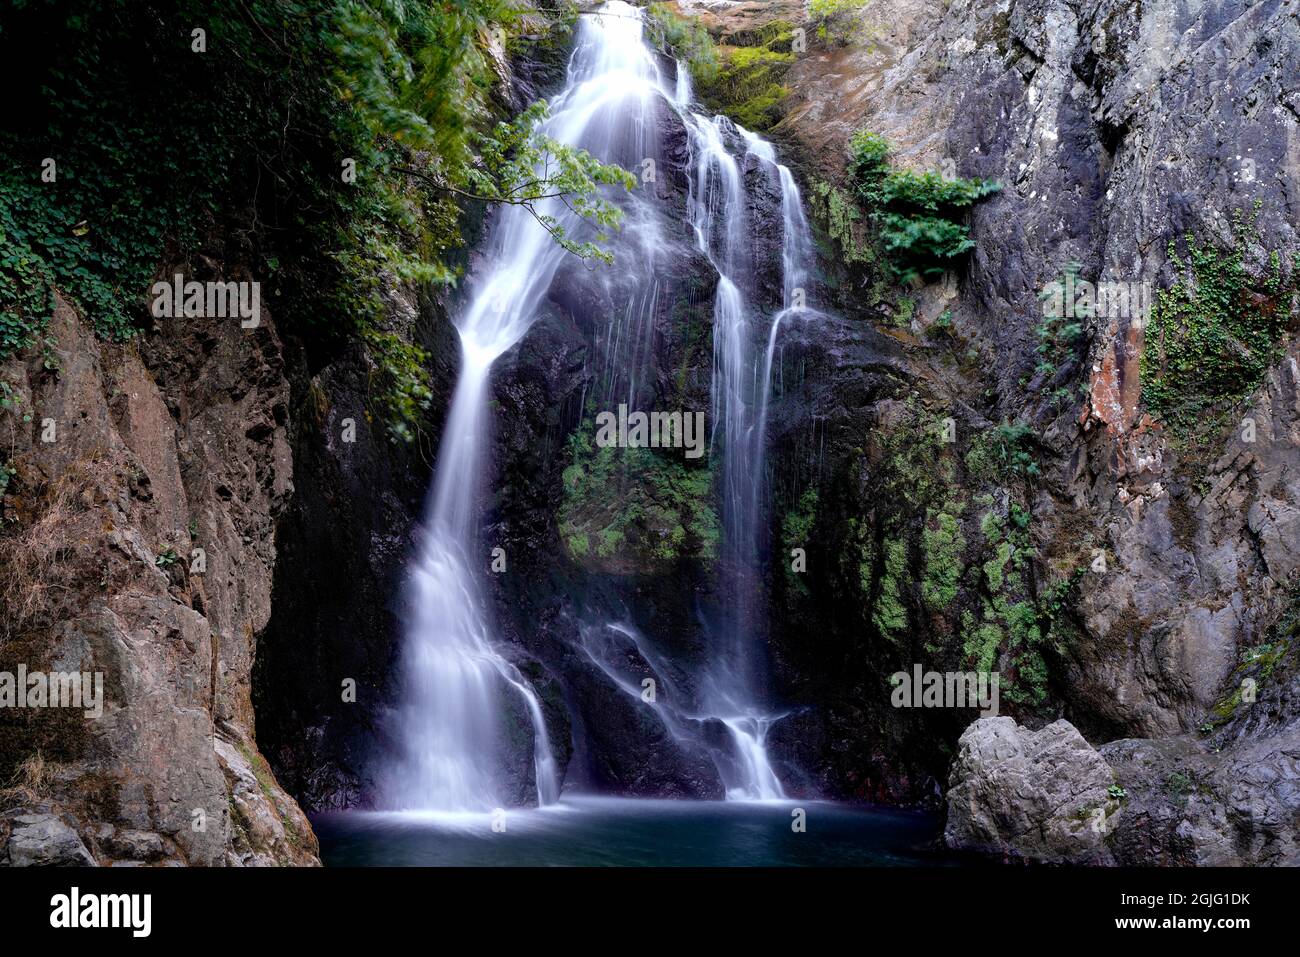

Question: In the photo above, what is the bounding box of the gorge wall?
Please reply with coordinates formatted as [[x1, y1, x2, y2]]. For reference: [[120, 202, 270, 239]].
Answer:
[[3, 0, 1298, 867], [684, 0, 1300, 861], [0, 289, 316, 865]]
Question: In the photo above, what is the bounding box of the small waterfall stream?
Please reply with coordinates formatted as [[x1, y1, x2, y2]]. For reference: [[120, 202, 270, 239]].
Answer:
[[385, 1, 815, 811], [670, 61, 815, 800]]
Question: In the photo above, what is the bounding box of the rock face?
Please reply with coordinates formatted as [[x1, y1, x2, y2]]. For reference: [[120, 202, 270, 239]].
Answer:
[[946, 718, 1121, 863], [948, 697, 1300, 867], [1, 813, 95, 866], [0, 294, 317, 865], [684, 0, 1300, 860], [776, 0, 1300, 727], [252, 284, 457, 811], [38, 0, 1286, 870]]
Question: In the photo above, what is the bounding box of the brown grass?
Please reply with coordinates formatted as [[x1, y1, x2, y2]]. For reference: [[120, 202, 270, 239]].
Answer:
[[0, 751, 49, 809], [0, 461, 93, 640]]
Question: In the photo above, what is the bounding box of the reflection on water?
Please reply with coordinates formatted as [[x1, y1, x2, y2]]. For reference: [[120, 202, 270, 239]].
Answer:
[[314, 797, 958, 867]]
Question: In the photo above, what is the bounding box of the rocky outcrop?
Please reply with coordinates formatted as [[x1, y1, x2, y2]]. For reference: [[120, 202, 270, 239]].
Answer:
[[0, 293, 317, 865], [680, 0, 1300, 858], [947, 694, 1300, 867], [946, 717, 1121, 863], [252, 282, 456, 811]]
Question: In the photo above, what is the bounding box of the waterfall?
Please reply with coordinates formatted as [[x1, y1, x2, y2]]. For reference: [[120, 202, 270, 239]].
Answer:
[[384, 1, 816, 810], [382, 1, 666, 812], [677, 113, 814, 801]]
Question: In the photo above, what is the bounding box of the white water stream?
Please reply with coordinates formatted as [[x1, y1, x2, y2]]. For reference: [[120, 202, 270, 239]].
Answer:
[[385, 1, 813, 810]]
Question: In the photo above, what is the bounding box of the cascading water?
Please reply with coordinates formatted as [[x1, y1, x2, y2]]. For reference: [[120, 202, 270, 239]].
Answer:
[[576, 21, 817, 802], [675, 110, 815, 802], [384, 1, 817, 810], [382, 1, 667, 812]]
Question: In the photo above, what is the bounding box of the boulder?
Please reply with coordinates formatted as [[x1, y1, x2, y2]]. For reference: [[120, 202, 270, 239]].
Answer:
[[945, 717, 1121, 863], [3, 813, 95, 867]]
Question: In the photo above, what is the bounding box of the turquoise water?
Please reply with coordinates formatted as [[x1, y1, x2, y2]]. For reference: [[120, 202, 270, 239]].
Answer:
[[314, 796, 956, 867]]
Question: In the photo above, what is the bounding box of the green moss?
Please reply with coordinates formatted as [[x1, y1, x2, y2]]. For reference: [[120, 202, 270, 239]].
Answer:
[[1243, 641, 1288, 681], [1205, 618, 1295, 728], [982, 539, 1012, 593], [783, 488, 820, 547], [965, 422, 1040, 481], [872, 537, 909, 640], [596, 526, 625, 558], [895, 296, 916, 328], [962, 609, 1003, 674], [920, 507, 965, 611], [782, 488, 819, 595], [557, 421, 718, 567], [1140, 206, 1296, 436], [810, 181, 874, 267], [848, 519, 875, 597], [810, 0, 871, 44], [837, 402, 1079, 712], [874, 399, 956, 511], [687, 19, 798, 132]]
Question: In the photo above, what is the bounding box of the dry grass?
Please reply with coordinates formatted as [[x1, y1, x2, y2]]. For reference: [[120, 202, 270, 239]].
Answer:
[[0, 751, 49, 809], [0, 461, 93, 640]]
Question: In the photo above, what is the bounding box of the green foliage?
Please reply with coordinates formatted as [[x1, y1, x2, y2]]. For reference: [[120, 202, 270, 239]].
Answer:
[[876, 212, 978, 278], [873, 402, 956, 510], [848, 130, 891, 184], [893, 295, 915, 328], [921, 506, 965, 611], [1164, 771, 1193, 798], [0, 0, 631, 443], [360, 329, 435, 444], [872, 537, 909, 640], [965, 422, 1040, 481], [647, 3, 720, 85], [838, 400, 1082, 710], [0, 381, 32, 427], [970, 498, 1051, 705], [1032, 262, 1089, 404], [782, 488, 819, 593], [810, 181, 873, 266], [809, 0, 870, 44], [845, 130, 1000, 283], [874, 169, 1002, 211], [859, 402, 958, 640], [0, 2, 231, 353], [558, 423, 718, 566], [961, 611, 1003, 675], [1140, 207, 1295, 435], [459, 102, 636, 264], [693, 21, 797, 132]]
